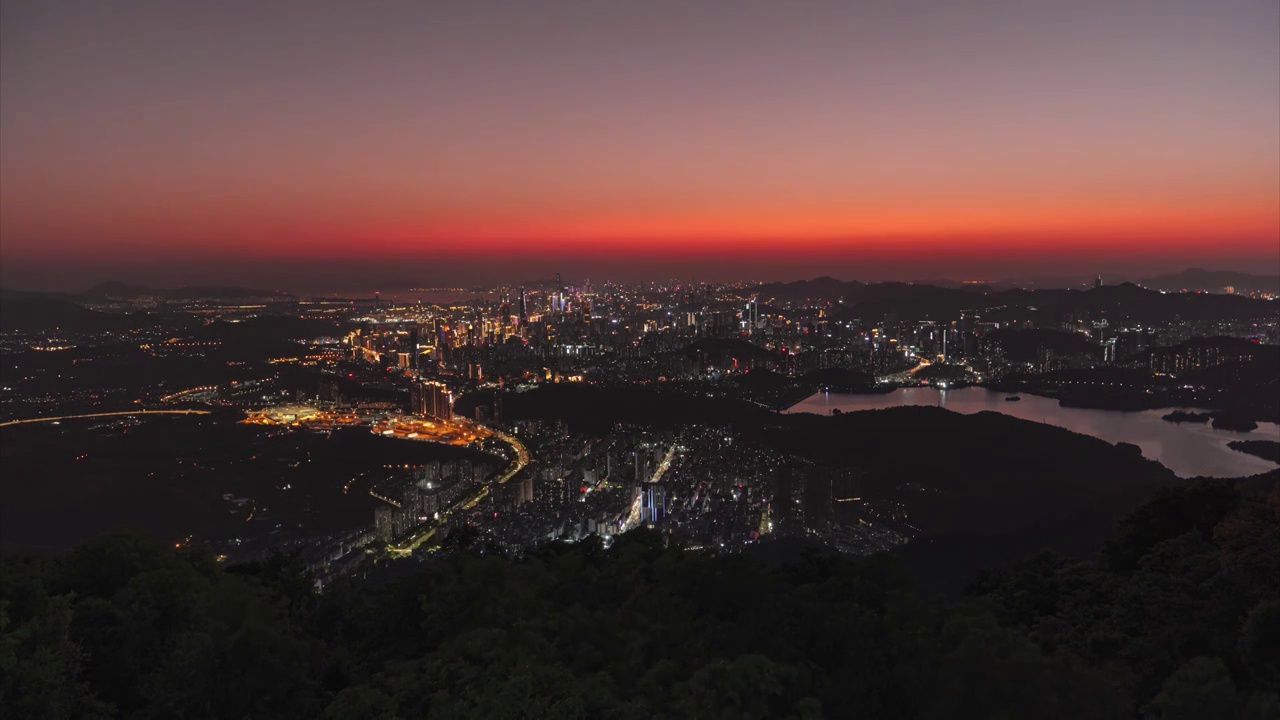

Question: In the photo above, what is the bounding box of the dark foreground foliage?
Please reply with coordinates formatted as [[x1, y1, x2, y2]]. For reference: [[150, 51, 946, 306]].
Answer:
[[3, 480, 1276, 719]]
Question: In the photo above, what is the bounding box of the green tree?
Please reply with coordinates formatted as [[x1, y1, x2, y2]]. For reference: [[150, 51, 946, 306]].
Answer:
[[1239, 600, 1280, 692], [1145, 657, 1243, 720]]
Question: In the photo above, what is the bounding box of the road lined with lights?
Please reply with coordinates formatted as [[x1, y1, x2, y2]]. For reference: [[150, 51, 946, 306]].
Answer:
[[3, 400, 530, 560], [0, 409, 212, 427], [387, 425, 530, 556], [620, 441, 677, 533]]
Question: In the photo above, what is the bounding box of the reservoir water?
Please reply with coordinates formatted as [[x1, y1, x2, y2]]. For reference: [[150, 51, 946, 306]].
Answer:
[[786, 387, 1280, 479]]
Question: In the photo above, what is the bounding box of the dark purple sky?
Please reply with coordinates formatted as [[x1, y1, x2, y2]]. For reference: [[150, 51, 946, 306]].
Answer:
[[2, 0, 1277, 290]]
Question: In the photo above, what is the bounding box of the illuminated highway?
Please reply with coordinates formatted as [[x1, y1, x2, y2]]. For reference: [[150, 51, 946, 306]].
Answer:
[[454, 428, 529, 511], [241, 403, 531, 557], [12, 399, 529, 558], [0, 409, 212, 428], [387, 425, 530, 556], [907, 358, 932, 375], [651, 442, 677, 485], [620, 441, 677, 532], [878, 358, 930, 384], [489, 428, 531, 484]]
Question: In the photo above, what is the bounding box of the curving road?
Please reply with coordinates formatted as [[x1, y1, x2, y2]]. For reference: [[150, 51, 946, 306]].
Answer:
[[387, 425, 530, 555]]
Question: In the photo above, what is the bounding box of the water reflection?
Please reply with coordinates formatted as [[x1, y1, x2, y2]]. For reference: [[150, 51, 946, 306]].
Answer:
[[786, 387, 1280, 478]]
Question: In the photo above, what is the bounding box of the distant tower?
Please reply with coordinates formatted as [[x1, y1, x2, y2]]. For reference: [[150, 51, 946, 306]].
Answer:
[[1094, 275, 1103, 289]]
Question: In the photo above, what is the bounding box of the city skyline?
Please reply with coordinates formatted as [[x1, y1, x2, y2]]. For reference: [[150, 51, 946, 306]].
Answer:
[[3, 4, 1278, 717], [3, 0, 1278, 290]]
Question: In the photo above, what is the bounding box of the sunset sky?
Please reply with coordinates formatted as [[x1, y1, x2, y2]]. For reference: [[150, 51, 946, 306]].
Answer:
[[2, 0, 1277, 290]]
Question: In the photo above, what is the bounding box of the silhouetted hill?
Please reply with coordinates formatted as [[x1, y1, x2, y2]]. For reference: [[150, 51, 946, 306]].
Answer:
[[75, 281, 293, 302], [971, 478, 1280, 712], [7, 478, 1274, 718], [990, 352, 1280, 420], [984, 327, 1102, 362], [0, 283, 295, 331], [751, 276, 864, 302], [984, 283, 1274, 324], [677, 337, 777, 364], [750, 278, 1275, 323], [0, 290, 130, 333], [1228, 440, 1280, 464], [771, 406, 1173, 536], [1141, 268, 1280, 294]]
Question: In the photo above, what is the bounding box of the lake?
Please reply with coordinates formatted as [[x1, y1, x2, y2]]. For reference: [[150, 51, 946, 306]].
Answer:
[[785, 387, 1280, 479]]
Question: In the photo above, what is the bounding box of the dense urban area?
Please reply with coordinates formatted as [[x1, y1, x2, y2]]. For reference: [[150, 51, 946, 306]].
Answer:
[[3, 270, 1276, 569], [3, 270, 1278, 718]]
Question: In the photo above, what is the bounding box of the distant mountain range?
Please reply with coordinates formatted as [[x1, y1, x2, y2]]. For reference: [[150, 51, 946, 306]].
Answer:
[[70, 281, 294, 302], [0, 289, 126, 333], [0, 283, 293, 333], [1137, 268, 1279, 294], [750, 277, 1276, 324], [983, 327, 1102, 362], [3, 271, 1274, 333], [754, 268, 1279, 301], [753, 277, 987, 304]]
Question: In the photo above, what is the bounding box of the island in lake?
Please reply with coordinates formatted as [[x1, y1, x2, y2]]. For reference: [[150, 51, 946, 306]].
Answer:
[[1162, 410, 1212, 424], [1160, 409, 1259, 432], [1212, 414, 1259, 432]]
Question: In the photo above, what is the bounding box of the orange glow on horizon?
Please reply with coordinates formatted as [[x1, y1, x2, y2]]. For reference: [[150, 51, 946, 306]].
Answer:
[[4, 193, 1275, 265], [3, 0, 1277, 280]]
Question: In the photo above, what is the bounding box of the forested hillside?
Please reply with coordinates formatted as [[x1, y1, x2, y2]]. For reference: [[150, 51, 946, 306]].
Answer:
[[3, 480, 1276, 719]]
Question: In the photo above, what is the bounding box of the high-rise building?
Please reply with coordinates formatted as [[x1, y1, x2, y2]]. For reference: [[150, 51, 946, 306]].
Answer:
[[958, 310, 981, 359], [374, 506, 393, 543], [634, 451, 652, 484], [409, 381, 423, 416], [404, 487, 422, 519], [1095, 275, 1104, 289], [410, 380, 452, 421], [513, 476, 534, 507], [643, 483, 666, 524]]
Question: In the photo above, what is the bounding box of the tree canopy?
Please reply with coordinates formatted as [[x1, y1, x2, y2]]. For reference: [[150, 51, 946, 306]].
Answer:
[[3, 479, 1276, 718]]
